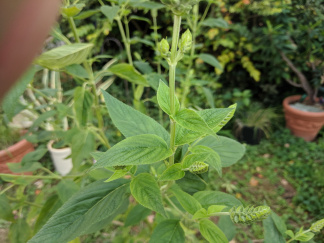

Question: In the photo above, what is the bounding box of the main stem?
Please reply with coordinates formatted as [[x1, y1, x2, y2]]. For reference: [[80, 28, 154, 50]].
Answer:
[[169, 15, 181, 166], [68, 16, 110, 148]]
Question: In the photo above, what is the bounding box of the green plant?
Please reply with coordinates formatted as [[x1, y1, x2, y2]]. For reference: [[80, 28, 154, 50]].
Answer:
[[234, 103, 279, 139]]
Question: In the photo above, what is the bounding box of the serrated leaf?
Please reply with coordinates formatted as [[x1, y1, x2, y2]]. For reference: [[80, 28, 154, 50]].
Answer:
[[176, 172, 207, 194], [159, 164, 185, 181], [105, 166, 132, 182], [100, 5, 119, 23], [175, 124, 202, 146], [199, 53, 223, 70], [29, 179, 130, 243], [170, 184, 202, 215], [192, 208, 208, 219], [149, 220, 185, 243], [199, 219, 228, 243], [157, 81, 180, 116], [35, 43, 93, 70], [56, 180, 80, 203], [182, 153, 209, 169], [198, 106, 236, 133], [130, 173, 166, 217], [295, 232, 315, 241], [102, 90, 170, 144], [196, 136, 245, 167], [91, 134, 173, 169], [194, 191, 242, 209], [108, 63, 148, 86], [2, 67, 36, 120], [174, 109, 214, 135], [208, 205, 227, 214], [125, 204, 151, 227]]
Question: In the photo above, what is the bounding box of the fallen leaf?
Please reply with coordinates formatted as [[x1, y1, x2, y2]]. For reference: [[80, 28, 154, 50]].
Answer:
[[249, 177, 259, 187]]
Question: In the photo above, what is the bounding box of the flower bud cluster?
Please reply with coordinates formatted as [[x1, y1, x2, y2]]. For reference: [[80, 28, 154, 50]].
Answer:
[[161, 0, 199, 16]]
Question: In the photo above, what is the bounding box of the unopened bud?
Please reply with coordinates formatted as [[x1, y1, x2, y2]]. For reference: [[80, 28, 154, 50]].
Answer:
[[158, 38, 170, 56], [179, 29, 192, 53], [189, 162, 209, 174]]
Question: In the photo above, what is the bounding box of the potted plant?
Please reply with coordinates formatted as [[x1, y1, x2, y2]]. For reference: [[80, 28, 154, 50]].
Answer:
[[234, 103, 279, 145], [0, 112, 34, 174], [268, 1, 324, 141]]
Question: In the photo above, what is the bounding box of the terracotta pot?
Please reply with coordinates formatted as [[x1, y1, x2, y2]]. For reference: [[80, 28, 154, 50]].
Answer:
[[0, 139, 34, 174], [47, 140, 73, 176], [283, 95, 324, 141]]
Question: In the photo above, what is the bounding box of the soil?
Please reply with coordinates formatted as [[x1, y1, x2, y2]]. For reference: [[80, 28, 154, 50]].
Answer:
[[290, 102, 324, 113]]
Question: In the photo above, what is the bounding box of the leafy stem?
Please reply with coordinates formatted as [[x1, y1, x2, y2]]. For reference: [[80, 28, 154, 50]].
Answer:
[[169, 14, 181, 166], [286, 229, 311, 243]]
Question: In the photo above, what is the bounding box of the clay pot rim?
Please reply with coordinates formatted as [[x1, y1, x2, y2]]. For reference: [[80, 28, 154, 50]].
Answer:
[[283, 95, 324, 118], [0, 139, 31, 156], [47, 140, 71, 153]]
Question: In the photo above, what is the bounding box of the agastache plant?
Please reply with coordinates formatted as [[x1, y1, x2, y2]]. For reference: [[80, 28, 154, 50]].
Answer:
[[27, 1, 324, 243]]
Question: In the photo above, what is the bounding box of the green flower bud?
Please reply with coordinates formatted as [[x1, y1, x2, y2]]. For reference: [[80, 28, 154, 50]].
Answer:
[[158, 38, 170, 56], [179, 29, 192, 53], [229, 205, 271, 225], [310, 219, 324, 233], [189, 161, 209, 174], [161, 0, 199, 16]]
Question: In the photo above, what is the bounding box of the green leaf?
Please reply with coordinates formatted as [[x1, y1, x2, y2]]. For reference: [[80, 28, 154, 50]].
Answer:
[[29, 179, 130, 243], [263, 215, 286, 243], [182, 153, 209, 169], [199, 53, 223, 70], [7, 162, 43, 173], [192, 208, 208, 219], [208, 205, 227, 214], [69, 128, 96, 169], [174, 109, 214, 135], [61, 4, 85, 18], [170, 184, 202, 215], [198, 106, 236, 133], [21, 148, 47, 166], [285, 230, 294, 238], [2, 67, 36, 120], [200, 18, 229, 29], [125, 204, 151, 227], [74, 87, 93, 127], [218, 216, 237, 241], [295, 232, 315, 242], [157, 81, 180, 116], [105, 166, 132, 182], [190, 145, 222, 177], [159, 164, 185, 181], [271, 212, 287, 236], [193, 191, 242, 209], [176, 172, 207, 194], [108, 63, 149, 86], [131, 173, 166, 217], [149, 220, 185, 243], [199, 219, 228, 243], [9, 218, 32, 243], [91, 134, 173, 169], [56, 180, 80, 203], [35, 43, 93, 70], [100, 5, 119, 23], [131, 1, 165, 10], [34, 195, 63, 234], [175, 124, 202, 146], [196, 136, 245, 167], [64, 64, 88, 78], [0, 194, 14, 221], [102, 90, 170, 144]]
